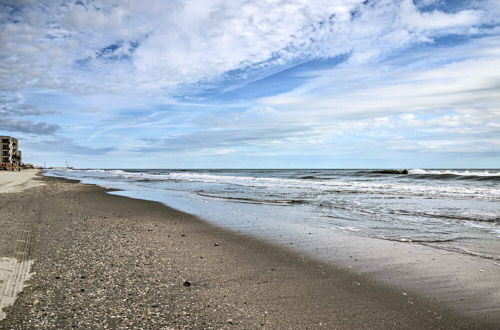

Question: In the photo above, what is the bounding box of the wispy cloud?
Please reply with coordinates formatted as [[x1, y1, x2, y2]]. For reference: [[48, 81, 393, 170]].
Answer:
[[24, 136, 116, 155], [134, 126, 308, 153]]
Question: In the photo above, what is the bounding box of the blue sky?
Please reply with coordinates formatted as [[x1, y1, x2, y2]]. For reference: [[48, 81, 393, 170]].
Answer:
[[1, 0, 499, 168]]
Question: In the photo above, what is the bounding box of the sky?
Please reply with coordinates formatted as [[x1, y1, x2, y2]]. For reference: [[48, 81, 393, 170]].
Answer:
[[1, 0, 499, 169]]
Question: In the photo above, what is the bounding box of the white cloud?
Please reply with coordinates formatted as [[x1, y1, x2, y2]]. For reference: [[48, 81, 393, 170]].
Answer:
[[400, 0, 481, 31], [1, 0, 496, 95], [80, 30, 500, 156]]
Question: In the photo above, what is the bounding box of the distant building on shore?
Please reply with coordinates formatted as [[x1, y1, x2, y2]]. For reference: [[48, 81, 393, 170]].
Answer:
[[1, 136, 22, 171]]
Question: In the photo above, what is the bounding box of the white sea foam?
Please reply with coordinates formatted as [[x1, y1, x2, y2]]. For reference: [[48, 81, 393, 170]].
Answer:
[[49, 169, 500, 201], [162, 172, 500, 200], [408, 169, 500, 177], [337, 226, 360, 232]]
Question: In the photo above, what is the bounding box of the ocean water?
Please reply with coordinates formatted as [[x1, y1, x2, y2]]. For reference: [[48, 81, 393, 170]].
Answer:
[[46, 168, 500, 261]]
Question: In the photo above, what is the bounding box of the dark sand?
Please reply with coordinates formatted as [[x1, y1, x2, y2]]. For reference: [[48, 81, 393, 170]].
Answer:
[[0, 175, 497, 329]]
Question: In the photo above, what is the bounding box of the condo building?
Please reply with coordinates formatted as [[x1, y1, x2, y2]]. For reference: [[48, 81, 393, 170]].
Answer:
[[1, 136, 22, 170]]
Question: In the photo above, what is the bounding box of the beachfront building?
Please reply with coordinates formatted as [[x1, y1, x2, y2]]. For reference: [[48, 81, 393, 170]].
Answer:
[[1, 136, 22, 170]]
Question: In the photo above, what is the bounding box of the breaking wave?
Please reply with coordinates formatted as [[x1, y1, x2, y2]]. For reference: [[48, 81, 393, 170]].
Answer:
[[357, 169, 500, 182]]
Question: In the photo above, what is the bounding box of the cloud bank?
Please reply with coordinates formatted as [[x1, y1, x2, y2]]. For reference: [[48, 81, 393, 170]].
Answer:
[[0, 118, 59, 135]]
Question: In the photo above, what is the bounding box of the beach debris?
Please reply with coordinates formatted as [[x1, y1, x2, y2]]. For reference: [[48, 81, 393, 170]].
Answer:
[[183, 281, 191, 287], [402, 292, 408, 296], [213, 243, 220, 246]]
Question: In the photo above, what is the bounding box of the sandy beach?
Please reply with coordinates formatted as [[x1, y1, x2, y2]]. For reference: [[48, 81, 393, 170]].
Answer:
[[0, 170, 44, 194], [0, 172, 497, 329]]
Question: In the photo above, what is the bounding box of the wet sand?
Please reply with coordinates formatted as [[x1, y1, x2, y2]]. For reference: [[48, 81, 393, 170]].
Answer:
[[0, 174, 497, 328]]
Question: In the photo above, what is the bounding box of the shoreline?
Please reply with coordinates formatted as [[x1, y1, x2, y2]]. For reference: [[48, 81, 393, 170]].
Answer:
[[0, 173, 497, 328], [65, 169, 500, 322]]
